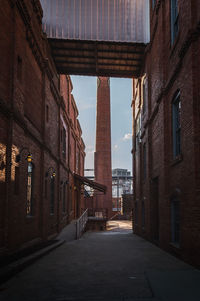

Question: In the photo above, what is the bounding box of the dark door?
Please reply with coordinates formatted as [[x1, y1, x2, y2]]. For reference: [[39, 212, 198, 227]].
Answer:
[[151, 177, 159, 241]]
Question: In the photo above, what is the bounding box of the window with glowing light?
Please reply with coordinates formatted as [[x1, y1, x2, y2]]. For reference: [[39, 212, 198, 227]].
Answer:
[[26, 162, 34, 216]]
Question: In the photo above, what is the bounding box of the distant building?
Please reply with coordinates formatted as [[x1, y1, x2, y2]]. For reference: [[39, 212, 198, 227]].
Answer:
[[84, 168, 133, 214], [112, 169, 131, 177], [112, 169, 133, 197], [112, 169, 133, 212]]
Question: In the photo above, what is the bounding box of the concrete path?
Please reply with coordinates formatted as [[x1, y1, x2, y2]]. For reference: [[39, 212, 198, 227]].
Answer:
[[0, 221, 200, 301], [57, 220, 77, 242]]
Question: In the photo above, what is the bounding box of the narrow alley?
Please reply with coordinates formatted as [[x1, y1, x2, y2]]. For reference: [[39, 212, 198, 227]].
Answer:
[[1, 222, 200, 301], [1, 1, 200, 300]]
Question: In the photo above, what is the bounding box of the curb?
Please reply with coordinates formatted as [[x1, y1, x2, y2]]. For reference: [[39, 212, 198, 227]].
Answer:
[[0, 240, 65, 285]]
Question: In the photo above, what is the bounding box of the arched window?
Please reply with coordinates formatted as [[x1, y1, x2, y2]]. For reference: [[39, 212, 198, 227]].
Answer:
[[76, 147, 80, 173], [143, 143, 147, 181], [27, 162, 34, 215], [171, 0, 179, 44], [63, 184, 66, 213], [50, 176, 55, 214], [142, 77, 148, 114], [62, 128, 66, 160], [172, 91, 181, 158]]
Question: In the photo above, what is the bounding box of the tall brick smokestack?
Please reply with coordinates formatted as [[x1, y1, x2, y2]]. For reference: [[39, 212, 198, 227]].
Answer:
[[94, 77, 112, 218]]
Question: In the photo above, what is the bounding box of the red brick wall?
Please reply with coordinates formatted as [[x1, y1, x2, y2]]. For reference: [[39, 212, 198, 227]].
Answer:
[[0, 0, 85, 254], [133, 0, 200, 267], [0, 2, 12, 104]]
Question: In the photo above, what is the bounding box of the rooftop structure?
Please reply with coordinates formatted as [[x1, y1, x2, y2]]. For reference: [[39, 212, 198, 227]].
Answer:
[[112, 168, 131, 177]]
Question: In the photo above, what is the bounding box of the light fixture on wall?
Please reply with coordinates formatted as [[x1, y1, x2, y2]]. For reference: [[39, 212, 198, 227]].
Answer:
[[27, 154, 32, 163], [45, 167, 56, 178], [16, 147, 32, 163]]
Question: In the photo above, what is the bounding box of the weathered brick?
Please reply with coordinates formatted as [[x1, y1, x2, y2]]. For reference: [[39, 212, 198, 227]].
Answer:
[[0, 0, 85, 255], [132, 0, 200, 268]]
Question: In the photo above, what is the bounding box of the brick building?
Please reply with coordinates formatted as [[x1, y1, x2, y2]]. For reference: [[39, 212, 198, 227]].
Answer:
[[132, 0, 200, 267], [0, 0, 85, 255]]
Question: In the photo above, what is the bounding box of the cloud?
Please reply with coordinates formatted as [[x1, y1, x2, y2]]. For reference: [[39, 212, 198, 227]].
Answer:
[[78, 103, 95, 111], [123, 133, 132, 141], [113, 144, 118, 150]]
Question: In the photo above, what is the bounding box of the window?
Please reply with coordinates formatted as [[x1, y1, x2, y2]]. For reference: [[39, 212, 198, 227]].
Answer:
[[45, 178, 47, 199], [27, 162, 34, 215], [152, 0, 156, 10], [76, 147, 80, 173], [63, 184, 66, 212], [143, 77, 148, 114], [171, 199, 180, 244], [143, 143, 147, 180], [171, 0, 179, 44], [62, 128, 66, 160], [143, 80, 146, 113], [50, 176, 55, 214], [172, 91, 181, 158], [73, 107, 76, 129], [135, 114, 141, 152]]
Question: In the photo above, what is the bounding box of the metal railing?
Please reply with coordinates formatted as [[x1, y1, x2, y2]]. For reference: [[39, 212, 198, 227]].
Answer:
[[76, 209, 88, 239], [87, 208, 108, 219]]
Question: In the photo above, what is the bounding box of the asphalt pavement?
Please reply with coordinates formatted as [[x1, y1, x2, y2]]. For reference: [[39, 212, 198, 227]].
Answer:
[[0, 221, 200, 301]]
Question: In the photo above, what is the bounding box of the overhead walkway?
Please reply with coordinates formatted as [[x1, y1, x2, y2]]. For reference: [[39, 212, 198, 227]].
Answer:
[[40, 0, 150, 77]]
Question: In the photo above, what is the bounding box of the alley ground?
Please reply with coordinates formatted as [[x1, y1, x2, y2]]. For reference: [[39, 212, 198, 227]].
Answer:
[[0, 221, 200, 301]]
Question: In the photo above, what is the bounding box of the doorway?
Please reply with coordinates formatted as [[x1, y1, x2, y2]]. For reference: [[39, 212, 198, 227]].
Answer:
[[151, 177, 159, 242]]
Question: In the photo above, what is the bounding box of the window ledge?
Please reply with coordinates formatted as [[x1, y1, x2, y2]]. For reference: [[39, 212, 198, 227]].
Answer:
[[171, 154, 183, 166]]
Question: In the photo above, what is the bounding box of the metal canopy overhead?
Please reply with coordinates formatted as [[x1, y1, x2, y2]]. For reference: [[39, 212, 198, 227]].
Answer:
[[49, 39, 146, 78], [40, 0, 149, 77], [74, 173, 107, 193]]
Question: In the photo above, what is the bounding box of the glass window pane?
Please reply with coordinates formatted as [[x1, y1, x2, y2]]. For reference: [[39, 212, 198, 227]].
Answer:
[[27, 163, 33, 215]]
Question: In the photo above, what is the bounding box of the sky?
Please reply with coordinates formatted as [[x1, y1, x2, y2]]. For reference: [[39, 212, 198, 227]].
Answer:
[[71, 76, 133, 175]]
